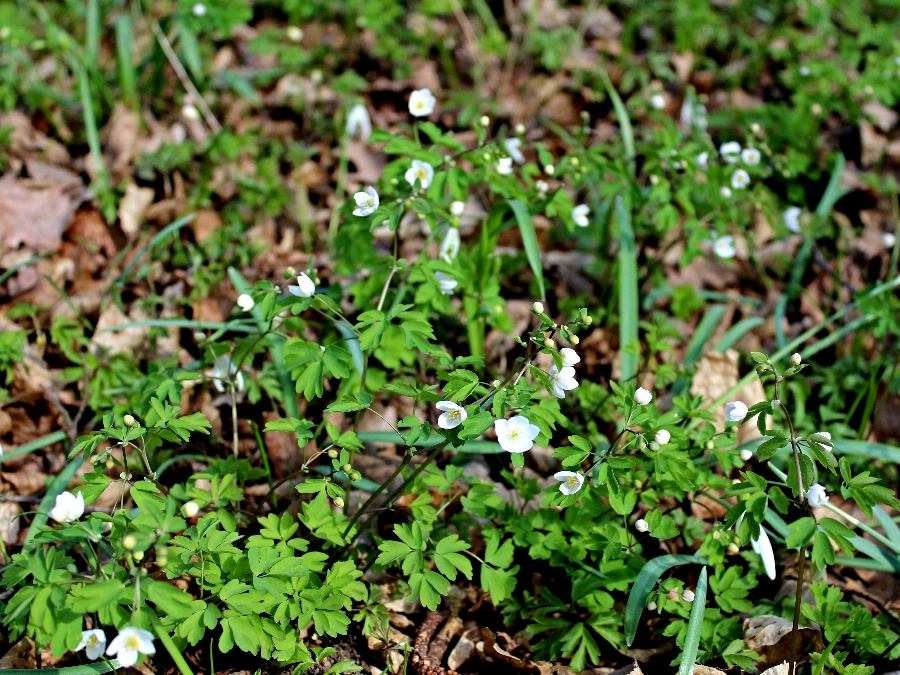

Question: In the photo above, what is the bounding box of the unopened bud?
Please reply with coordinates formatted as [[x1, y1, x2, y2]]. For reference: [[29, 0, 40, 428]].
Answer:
[[350, 471, 362, 481], [583, 315, 593, 326], [570, 335, 580, 345], [532, 301, 544, 314], [740, 449, 753, 462], [790, 353, 801, 366], [647, 601, 657, 611], [544, 338, 555, 350], [181, 501, 200, 518], [544, 164, 555, 175], [727, 543, 740, 555], [479, 115, 490, 127], [342, 463, 352, 473], [123, 414, 136, 427], [123, 535, 137, 550], [327, 449, 338, 459], [333, 497, 345, 509], [771, 399, 781, 408]]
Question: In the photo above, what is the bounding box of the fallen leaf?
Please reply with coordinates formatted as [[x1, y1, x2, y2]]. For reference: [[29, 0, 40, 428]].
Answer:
[[0, 175, 84, 254], [91, 304, 150, 355], [118, 183, 155, 238], [744, 614, 822, 666], [0, 501, 21, 547]]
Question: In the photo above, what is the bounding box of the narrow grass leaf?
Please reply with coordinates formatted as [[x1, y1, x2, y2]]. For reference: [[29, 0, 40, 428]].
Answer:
[[625, 554, 705, 646], [677, 566, 708, 675], [615, 195, 639, 385], [0, 431, 68, 465], [115, 15, 138, 111], [2, 663, 121, 675], [507, 199, 545, 300], [713, 317, 766, 352]]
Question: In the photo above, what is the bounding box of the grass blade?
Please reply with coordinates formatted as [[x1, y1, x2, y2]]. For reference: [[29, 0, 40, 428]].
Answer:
[[713, 316, 766, 352], [625, 554, 705, 646], [357, 430, 503, 454], [507, 199, 545, 300], [615, 195, 639, 385], [3, 663, 121, 675], [0, 431, 68, 465], [599, 70, 635, 173], [873, 506, 900, 547], [115, 15, 138, 111], [677, 566, 708, 675]]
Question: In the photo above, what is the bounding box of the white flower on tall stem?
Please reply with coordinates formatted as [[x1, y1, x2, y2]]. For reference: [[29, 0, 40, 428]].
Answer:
[[731, 169, 751, 190], [751, 526, 777, 580], [504, 137, 525, 164], [741, 147, 761, 165], [496, 157, 514, 175], [560, 347, 580, 367], [353, 186, 379, 216], [106, 627, 156, 668], [650, 93, 666, 110], [76, 629, 107, 660], [435, 271, 457, 295], [408, 88, 436, 117], [212, 355, 244, 393], [439, 228, 460, 261], [696, 151, 709, 169], [345, 103, 372, 141], [49, 491, 84, 524], [572, 204, 590, 228], [494, 415, 540, 454], [719, 141, 741, 163], [634, 387, 652, 405], [784, 206, 802, 233], [725, 400, 748, 422], [553, 471, 585, 495], [436, 401, 467, 430], [288, 272, 316, 298], [806, 483, 828, 507], [713, 235, 736, 259], [236, 294, 254, 312], [548, 365, 578, 399], [405, 160, 434, 189]]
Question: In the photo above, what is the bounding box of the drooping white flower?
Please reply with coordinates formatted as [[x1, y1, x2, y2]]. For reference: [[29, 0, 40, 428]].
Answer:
[[236, 294, 254, 312], [191, 3, 206, 17], [884, 232, 897, 248], [634, 387, 652, 405], [408, 88, 436, 117], [450, 201, 465, 216], [740, 448, 754, 462], [725, 400, 748, 422], [106, 627, 156, 668], [560, 347, 580, 368], [731, 169, 751, 190], [572, 204, 591, 228], [345, 103, 372, 142], [713, 235, 736, 259], [212, 355, 244, 393], [352, 186, 379, 216], [50, 491, 84, 524], [496, 157, 514, 175], [504, 138, 525, 164], [548, 365, 578, 399], [76, 629, 107, 661], [696, 151, 709, 169], [720, 186, 733, 198], [635, 518, 649, 533], [439, 228, 460, 261], [494, 415, 540, 454], [655, 429, 671, 445], [680, 100, 708, 129], [741, 147, 761, 166], [683, 589, 696, 602], [405, 160, 434, 189], [435, 271, 457, 295], [719, 141, 742, 163], [553, 471, 585, 495], [436, 401, 467, 430], [535, 179, 549, 195], [650, 93, 666, 110], [806, 483, 828, 507], [751, 526, 777, 580], [288, 272, 316, 298]]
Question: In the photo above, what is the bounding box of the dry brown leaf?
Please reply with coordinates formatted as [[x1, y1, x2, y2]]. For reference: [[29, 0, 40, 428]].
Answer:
[[92, 305, 150, 355], [2, 464, 48, 495], [0, 501, 22, 546], [119, 183, 155, 238], [447, 624, 479, 671], [744, 615, 822, 666], [692, 666, 727, 675], [194, 208, 223, 243], [0, 175, 83, 254], [0, 638, 37, 670]]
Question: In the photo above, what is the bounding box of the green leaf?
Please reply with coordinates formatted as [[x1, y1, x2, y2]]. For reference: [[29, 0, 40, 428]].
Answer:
[[326, 393, 373, 413], [677, 567, 708, 675], [433, 535, 473, 581], [785, 517, 818, 549], [624, 554, 706, 646], [615, 194, 639, 385], [507, 199, 545, 300], [409, 570, 450, 610]]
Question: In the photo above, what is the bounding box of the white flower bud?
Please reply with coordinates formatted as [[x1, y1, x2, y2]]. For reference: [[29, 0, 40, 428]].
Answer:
[[479, 115, 490, 127], [286, 26, 303, 42], [544, 164, 555, 175], [790, 352, 802, 366], [532, 301, 544, 314], [740, 449, 753, 462], [683, 589, 695, 602], [122, 534, 137, 550], [123, 414, 136, 427], [450, 200, 465, 216], [654, 429, 671, 445], [333, 497, 345, 509], [181, 501, 200, 518], [634, 387, 653, 406], [635, 518, 649, 533], [544, 338, 555, 350]]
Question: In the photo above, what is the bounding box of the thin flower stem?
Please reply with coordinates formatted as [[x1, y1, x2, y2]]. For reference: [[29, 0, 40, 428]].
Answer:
[[824, 502, 900, 554], [788, 545, 806, 675]]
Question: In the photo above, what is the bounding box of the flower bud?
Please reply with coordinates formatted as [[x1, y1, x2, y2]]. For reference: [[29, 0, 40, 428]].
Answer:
[[727, 543, 740, 555], [333, 497, 345, 509], [342, 463, 352, 473], [647, 601, 657, 611], [133, 550, 145, 562], [583, 315, 593, 326], [327, 449, 338, 459], [287, 26, 303, 42], [570, 335, 579, 345], [479, 115, 490, 127], [350, 471, 362, 481], [123, 414, 136, 427], [683, 589, 695, 602], [544, 164, 555, 175], [450, 200, 465, 216], [181, 501, 200, 518], [635, 518, 649, 533], [532, 301, 544, 314], [515, 123, 526, 135], [740, 449, 753, 462], [123, 534, 137, 550], [790, 352, 801, 366], [544, 338, 555, 350]]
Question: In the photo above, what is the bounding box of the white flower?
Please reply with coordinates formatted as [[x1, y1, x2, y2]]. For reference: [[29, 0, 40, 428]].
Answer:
[[713, 235, 736, 259], [740, 448, 754, 462], [288, 272, 316, 298], [353, 186, 379, 216], [50, 491, 84, 524], [439, 228, 460, 261], [719, 141, 742, 163], [741, 147, 761, 165], [345, 103, 372, 142], [548, 365, 578, 399], [635, 518, 649, 533], [191, 3, 206, 17], [436, 401, 467, 430], [181, 103, 200, 121], [751, 526, 777, 580], [553, 471, 585, 495], [408, 88, 436, 117], [405, 160, 434, 189], [106, 627, 155, 668], [884, 232, 897, 248], [76, 629, 107, 661], [634, 387, 652, 405], [535, 179, 549, 195], [680, 100, 708, 129], [731, 169, 751, 190], [683, 589, 695, 602], [696, 151, 709, 169], [532, 301, 544, 314], [286, 26, 303, 42], [790, 352, 802, 366], [650, 93, 666, 110], [504, 138, 525, 164], [494, 415, 540, 454], [799, 65, 810, 77], [236, 293, 254, 311], [212, 355, 244, 393], [817, 431, 832, 442], [725, 400, 748, 422], [496, 157, 514, 175], [560, 347, 580, 368], [572, 204, 591, 228], [435, 271, 457, 295], [450, 200, 465, 216], [720, 186, 732, 198], [655, 429, 671, 445], [806, 483, 828, 507], [181, 501, 200, 518]]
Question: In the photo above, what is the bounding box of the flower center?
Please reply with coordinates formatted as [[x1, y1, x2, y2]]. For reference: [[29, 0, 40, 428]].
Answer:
[[566, 476, 579, 488], [87, 635, 99, 647], [448, 410, 460, 420], [508, 429, 521, 440], [126, 636, 140, 650]]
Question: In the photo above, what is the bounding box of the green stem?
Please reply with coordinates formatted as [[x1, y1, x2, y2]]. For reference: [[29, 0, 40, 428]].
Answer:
[[150, 613, 195, 675]]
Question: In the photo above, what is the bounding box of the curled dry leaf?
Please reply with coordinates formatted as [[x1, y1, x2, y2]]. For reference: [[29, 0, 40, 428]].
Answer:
[[0, 175, 84, 254], [118, 182, 155, 238], [744, 614, 822, 666], [0, 501, 22, 547]]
